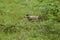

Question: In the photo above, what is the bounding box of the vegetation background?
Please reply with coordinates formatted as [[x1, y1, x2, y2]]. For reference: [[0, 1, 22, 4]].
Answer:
[[0, 0, 60, 40]]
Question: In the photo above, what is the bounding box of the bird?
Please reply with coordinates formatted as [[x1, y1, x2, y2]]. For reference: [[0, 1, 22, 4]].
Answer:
[[25, 14, 44, 21]]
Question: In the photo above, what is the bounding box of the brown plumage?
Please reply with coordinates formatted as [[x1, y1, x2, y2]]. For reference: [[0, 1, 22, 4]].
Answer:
[[25, 14, 43, 21]]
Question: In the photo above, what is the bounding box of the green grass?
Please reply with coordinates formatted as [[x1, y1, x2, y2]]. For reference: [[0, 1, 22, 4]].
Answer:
[[0, 0, 60, 40]]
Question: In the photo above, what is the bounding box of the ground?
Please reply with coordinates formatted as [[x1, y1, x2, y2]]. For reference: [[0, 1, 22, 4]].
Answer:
[[0, 0, 60, 40]]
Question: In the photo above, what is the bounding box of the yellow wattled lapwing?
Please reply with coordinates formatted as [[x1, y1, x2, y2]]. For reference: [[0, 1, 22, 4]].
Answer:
[[25, 14, 44, 21]]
